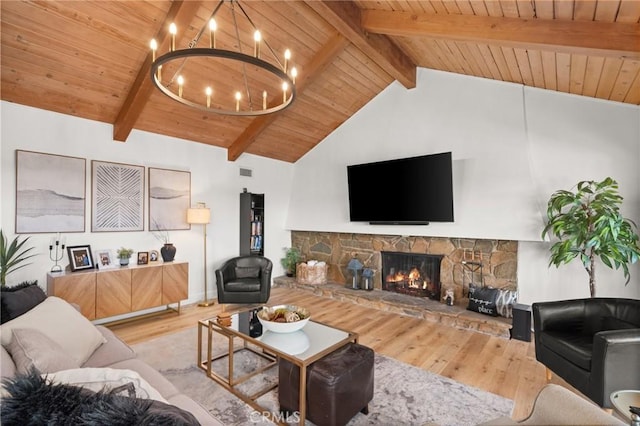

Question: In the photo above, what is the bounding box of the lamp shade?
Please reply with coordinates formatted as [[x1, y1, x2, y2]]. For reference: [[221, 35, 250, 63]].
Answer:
[[187, 205, 210, 224]]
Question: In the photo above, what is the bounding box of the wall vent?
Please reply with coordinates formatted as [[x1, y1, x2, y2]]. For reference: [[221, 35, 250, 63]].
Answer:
[[239, 167, 252, 177]]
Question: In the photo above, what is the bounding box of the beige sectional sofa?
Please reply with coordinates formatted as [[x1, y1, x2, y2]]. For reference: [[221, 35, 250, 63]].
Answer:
[[0, 295, 223, 425]]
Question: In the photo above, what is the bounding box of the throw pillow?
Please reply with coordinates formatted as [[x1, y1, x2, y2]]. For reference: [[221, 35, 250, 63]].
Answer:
[[0, 281, 46, 324], [45, 367, 167, 402], [467, 284, 500, 317], [1, 369, 199, 425], [495, 288, 518, 318], [7, 328, 79, 375], [0, 297, 106, 365]]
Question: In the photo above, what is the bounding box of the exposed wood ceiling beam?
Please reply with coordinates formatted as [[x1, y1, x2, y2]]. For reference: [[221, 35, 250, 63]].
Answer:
[[305, 1, 416, 89], [361, 10, 640, 60], [112, 1, 201, 142], [227, 33, 350, 162]]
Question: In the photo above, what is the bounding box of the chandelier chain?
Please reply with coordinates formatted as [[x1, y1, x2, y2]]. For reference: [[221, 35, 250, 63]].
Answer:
[[230, 2, 254, 109]]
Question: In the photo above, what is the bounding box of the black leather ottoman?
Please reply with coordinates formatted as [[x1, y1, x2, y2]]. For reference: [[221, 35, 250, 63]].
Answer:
[[279, 342, 374, 426]]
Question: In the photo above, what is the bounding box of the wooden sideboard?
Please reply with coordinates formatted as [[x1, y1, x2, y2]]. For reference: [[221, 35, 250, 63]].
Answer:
[[47, 261, 188, 321]]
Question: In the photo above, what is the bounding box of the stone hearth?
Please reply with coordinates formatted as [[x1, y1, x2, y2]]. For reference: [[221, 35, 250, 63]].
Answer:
[[273, 276, 512, 339]]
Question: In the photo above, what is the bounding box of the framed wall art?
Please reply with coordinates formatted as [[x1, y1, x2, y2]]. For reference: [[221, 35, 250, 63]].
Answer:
[[92, 160, 145, 232], [148, 167, 191, 231], [15, 150, 86, 234], [67, 245, 95, 272]]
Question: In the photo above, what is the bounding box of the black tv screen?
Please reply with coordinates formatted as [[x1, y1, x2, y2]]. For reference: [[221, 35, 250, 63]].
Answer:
[[347, 152, 454, 224]]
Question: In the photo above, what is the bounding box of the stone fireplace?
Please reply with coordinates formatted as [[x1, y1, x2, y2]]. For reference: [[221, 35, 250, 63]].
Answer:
[[290, 231, 518, 305], [381, 251, 443, 300]]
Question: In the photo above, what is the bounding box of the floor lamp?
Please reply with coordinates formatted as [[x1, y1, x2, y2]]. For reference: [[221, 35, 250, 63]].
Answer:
[[187, 202, 212, 307]]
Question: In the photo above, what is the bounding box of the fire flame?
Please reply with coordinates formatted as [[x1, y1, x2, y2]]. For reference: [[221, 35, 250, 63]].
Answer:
[[386, 267, 430, 289]]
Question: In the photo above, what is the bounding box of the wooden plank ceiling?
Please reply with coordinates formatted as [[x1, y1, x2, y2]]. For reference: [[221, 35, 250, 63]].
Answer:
[[2, 1, 639, 163]]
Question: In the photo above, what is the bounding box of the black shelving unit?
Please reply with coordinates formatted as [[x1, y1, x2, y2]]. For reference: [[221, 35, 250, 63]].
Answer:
[[239, 192, 264, 256]]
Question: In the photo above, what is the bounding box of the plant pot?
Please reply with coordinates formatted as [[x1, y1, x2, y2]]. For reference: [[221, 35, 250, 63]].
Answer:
[[119, 258, 129, 266], [161, 243, 176, 262]]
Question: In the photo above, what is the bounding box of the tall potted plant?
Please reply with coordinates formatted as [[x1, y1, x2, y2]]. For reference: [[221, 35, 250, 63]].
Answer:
[[0, 230, 36, 287], [542, 177, 640, 297]]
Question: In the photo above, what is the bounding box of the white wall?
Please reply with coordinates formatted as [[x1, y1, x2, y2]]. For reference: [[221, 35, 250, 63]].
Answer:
[[287, 68, 640, 303], [0, 102, 294, 305]]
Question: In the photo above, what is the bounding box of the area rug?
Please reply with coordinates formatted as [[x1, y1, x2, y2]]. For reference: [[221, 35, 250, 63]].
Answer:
[[132, 327, 513, 426]]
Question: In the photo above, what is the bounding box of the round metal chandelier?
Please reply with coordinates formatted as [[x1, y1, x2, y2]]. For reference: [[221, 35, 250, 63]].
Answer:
[[149, 0, 297, 116]]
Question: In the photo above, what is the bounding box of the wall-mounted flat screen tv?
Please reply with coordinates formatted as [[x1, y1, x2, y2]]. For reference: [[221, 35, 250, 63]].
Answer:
[[347, 152, 454, 225]]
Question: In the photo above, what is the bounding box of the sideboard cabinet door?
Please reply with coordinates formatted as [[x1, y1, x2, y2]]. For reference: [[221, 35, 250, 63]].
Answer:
[[47, 272, 96, 320], [162, 262, 188, 304], [96, 269, 131, 319]]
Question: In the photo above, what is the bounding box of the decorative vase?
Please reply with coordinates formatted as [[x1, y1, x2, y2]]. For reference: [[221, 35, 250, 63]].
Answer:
[[119, 258, 129, 266], [161, 243, 176, 262]]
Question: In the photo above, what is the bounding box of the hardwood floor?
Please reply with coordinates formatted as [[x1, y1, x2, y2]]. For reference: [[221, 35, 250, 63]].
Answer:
[[108, 287, 575, 421]]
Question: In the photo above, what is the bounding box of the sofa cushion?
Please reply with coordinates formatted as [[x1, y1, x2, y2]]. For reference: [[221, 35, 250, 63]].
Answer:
[[108, 358, 181, 400], [0, 281, 46, 324], [45, 367, 167, 402], [1, 345, 16, 380], [7, 328, 79, 375], [82, 326, 136, 368], [0, 369, 199, 425], [0, 296, 106, 365]]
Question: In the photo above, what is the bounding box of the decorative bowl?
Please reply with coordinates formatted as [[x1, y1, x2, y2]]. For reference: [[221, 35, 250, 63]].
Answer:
[[260, 330, 310, 355], [257, 304, 311, 333]]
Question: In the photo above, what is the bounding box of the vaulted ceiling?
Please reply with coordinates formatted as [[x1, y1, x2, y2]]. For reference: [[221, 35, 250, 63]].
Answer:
[[2, 1, 639, 163]]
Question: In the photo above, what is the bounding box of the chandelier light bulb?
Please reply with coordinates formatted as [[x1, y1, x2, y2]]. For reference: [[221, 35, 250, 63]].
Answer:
[[177, 75, 184, 98], [205, 86, 212, 108], [235, 91, 241, 111], [263, 90, 267, 110], [209, 19, 217, 48], [150, 39, 158, 62], [169, 23, 177, 51], [284, 49, 291, 72], [282, 81, 288, 103], [290, 67, 298, 84], [254, 30, 261, 58]]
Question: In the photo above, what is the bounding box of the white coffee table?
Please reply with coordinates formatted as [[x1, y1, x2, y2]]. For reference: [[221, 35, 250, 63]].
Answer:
[[610, 390, 640, 424]]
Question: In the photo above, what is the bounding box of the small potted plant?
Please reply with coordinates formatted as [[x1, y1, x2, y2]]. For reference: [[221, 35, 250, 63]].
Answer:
[[116, 247, 134, 266], [280, 247, 302, 277]]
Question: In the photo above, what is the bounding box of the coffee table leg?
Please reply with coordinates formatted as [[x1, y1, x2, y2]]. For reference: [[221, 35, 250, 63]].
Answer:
[[207, 322, 213, 377], [228, 334, 235, 385]]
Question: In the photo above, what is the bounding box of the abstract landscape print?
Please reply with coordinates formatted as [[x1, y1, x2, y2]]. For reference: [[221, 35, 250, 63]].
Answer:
[[15, 150, 86, 233], [148, 167, 191, 231]]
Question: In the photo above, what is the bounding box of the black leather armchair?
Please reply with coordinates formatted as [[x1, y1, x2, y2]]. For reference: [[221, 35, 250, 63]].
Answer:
[[532, 297, 640, 408], [215, 255, 273, 304]]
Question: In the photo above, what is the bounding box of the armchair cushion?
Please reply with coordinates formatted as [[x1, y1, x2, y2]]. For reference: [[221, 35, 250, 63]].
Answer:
[[224, 278, 262, 292], [234, 266, 260, 279]]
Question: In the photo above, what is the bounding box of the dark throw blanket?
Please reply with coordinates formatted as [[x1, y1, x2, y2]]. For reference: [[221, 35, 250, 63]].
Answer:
[[1, 369, 200, 425]]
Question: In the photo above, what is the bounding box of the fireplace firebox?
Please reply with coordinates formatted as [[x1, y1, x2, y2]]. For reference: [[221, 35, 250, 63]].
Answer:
[[381, 251, 443, 300]]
